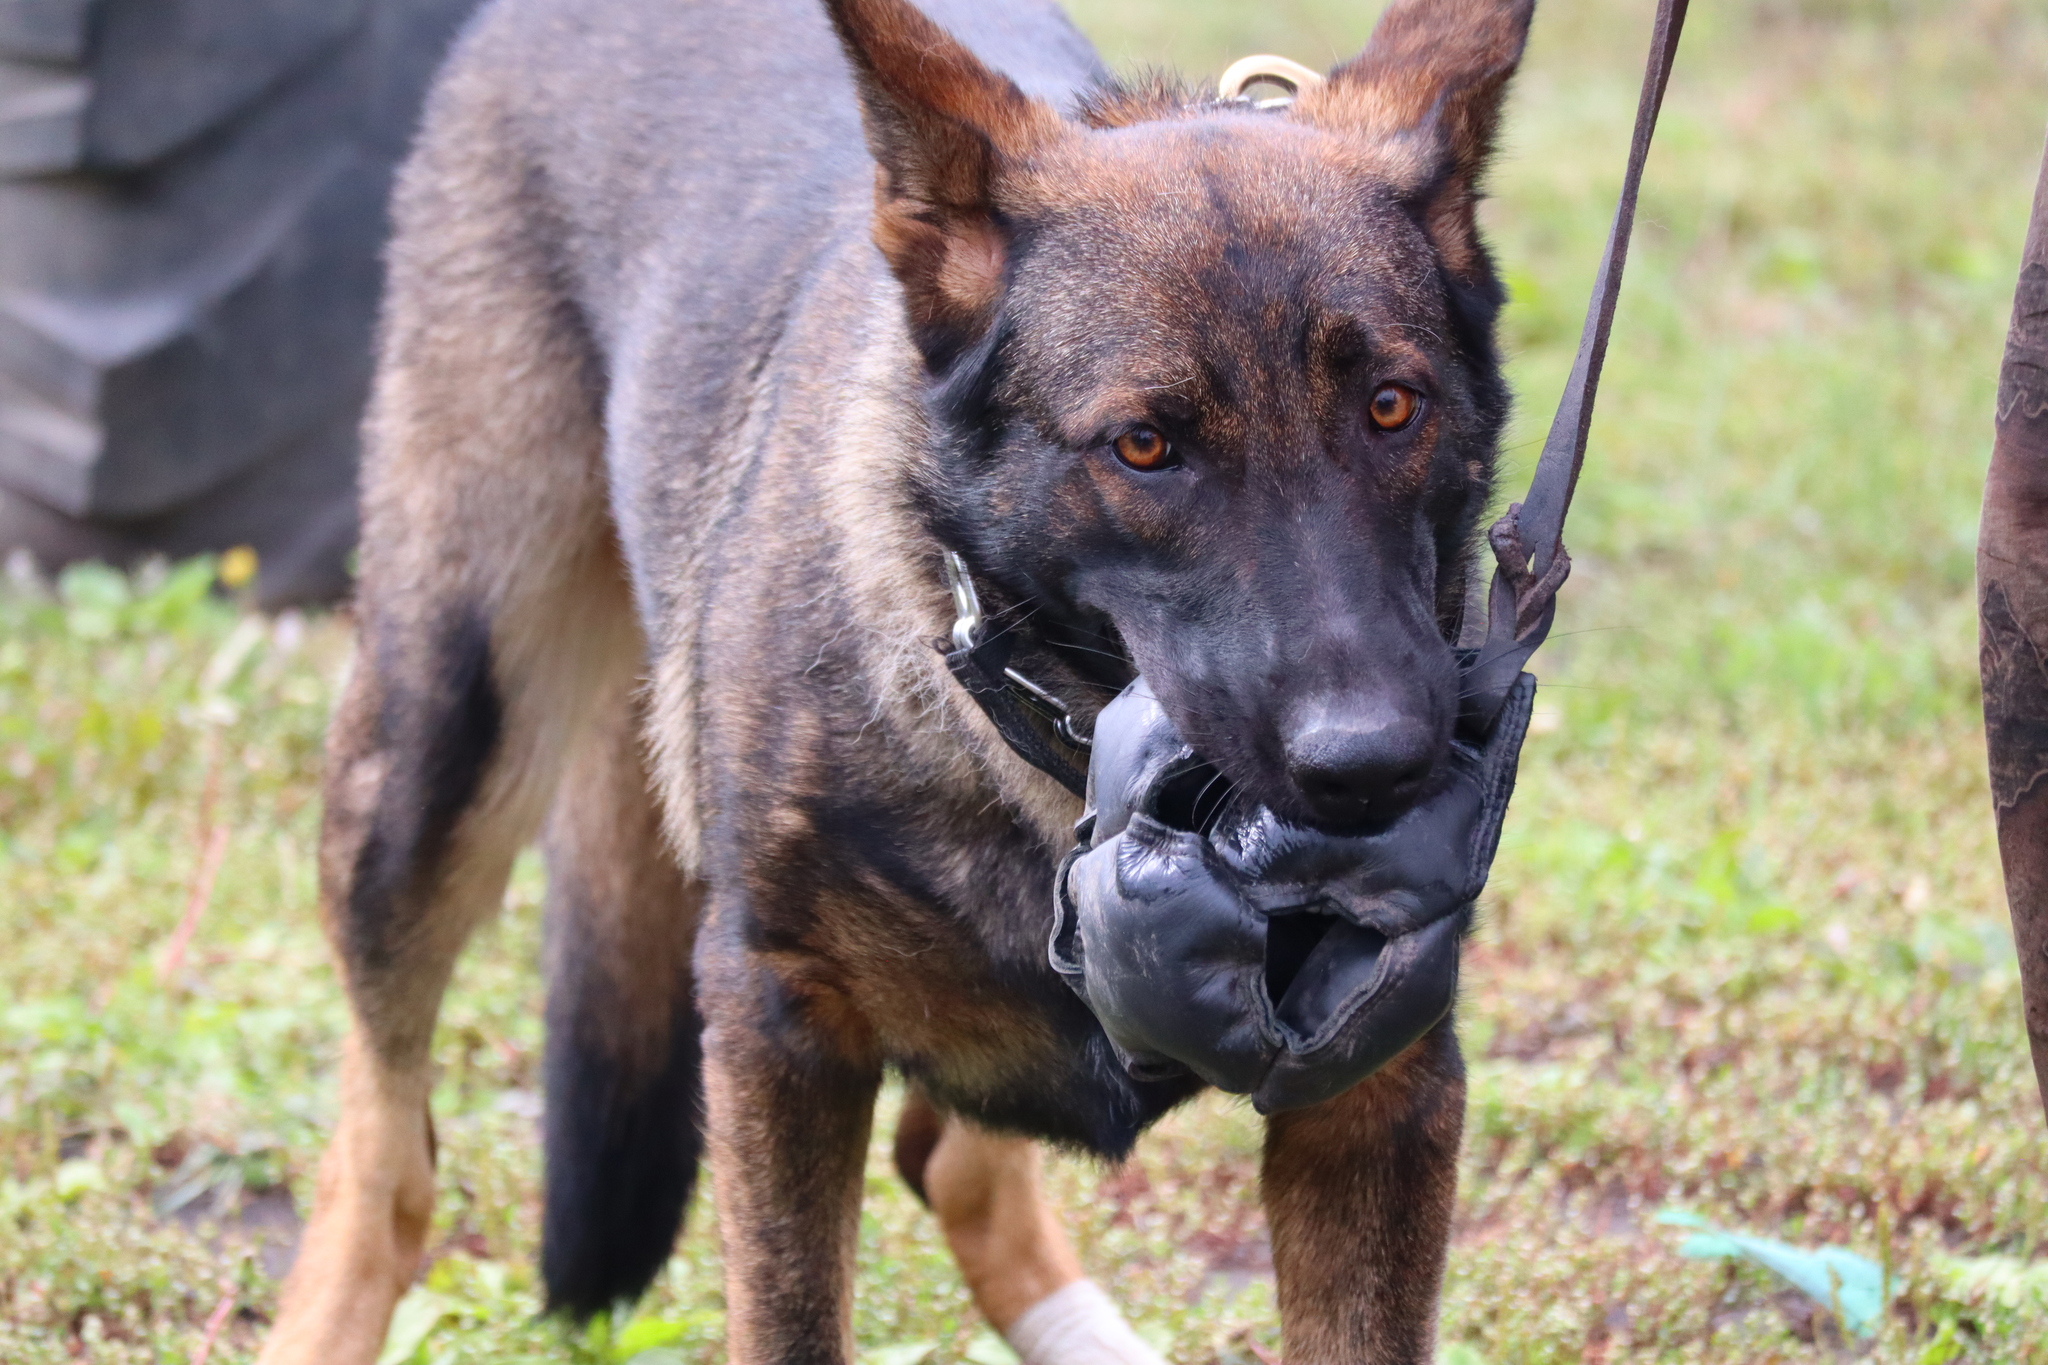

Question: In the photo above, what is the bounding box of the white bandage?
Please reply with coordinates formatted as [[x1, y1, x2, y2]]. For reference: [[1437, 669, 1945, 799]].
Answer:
[[1004, 1279, 1167, 1365]]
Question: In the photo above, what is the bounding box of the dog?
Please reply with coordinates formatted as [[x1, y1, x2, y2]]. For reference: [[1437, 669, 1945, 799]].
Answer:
[[257, 0, 1532, 1360]]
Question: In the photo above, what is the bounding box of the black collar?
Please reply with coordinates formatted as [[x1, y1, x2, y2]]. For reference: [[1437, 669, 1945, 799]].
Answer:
[[939, 550, 1092, 796]]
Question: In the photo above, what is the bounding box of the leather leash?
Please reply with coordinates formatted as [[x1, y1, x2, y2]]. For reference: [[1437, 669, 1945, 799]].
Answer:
[[945, 0, 1689, 789], [1462, 0, 1689, 735]]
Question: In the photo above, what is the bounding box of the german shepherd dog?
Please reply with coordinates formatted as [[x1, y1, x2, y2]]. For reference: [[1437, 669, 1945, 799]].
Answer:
[[260, 0, 1532, 1360]]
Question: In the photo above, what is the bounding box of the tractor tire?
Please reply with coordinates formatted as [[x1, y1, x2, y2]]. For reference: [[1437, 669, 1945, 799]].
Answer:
[[0, 0, 483, 605]]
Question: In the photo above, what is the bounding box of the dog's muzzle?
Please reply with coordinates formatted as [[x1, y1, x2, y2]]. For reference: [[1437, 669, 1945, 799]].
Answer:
[[1050, 672, 1536, 1113]]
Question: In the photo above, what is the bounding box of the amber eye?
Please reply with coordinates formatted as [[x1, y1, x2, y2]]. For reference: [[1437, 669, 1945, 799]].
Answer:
[[1113, 425, 1174, 470], [1368, 384, 1420, 432]]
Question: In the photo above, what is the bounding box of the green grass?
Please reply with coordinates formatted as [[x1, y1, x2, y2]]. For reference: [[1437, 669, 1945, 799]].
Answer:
[[6, 0, 2048, 1359]]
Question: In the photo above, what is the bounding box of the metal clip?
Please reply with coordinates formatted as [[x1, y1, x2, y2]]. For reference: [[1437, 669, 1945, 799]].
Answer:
[[1001, 665, 1093, 751], [942, 549, 1092, 751], [943, 549, 984, 653]]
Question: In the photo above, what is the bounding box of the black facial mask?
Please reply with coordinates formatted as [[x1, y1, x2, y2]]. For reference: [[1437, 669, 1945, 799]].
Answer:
[[1049, 670, 1535, 1113]]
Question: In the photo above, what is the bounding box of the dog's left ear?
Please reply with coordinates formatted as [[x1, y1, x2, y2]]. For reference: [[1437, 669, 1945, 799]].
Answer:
[[1295, 0, 1535, 278], [822, 0, 1064, 368]]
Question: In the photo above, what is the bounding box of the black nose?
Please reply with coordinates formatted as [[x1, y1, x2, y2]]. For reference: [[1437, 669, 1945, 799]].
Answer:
[[1284, 713, 1437, 826]]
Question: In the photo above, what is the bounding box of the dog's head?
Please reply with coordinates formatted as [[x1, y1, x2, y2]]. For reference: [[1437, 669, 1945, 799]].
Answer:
[[828, 0, 1531, 831]]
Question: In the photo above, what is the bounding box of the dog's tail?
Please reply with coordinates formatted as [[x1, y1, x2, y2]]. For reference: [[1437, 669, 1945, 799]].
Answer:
[[538, 700, 706, 1318], [541, 973, 703, 1317]]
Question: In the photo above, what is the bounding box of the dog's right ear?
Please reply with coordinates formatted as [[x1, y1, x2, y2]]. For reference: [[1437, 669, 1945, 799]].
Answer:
[[822, 0, 1062, 368], [1295, 0, 1534, 281]]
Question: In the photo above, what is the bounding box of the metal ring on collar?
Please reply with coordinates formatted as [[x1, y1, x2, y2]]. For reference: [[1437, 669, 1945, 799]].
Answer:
[[1216, 55, 1326, 105]]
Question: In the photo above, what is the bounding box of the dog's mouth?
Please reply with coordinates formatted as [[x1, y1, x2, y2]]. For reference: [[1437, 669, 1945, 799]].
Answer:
[[1147, 745, 1429, 844], [1144, 756, 1237, 836]]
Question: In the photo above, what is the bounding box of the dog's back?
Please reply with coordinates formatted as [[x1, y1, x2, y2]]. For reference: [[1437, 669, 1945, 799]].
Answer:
[[422, 0, 1100, 464]]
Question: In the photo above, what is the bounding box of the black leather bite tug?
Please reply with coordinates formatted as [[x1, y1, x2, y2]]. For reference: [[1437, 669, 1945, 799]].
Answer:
[[1051, 672, 1535, 1113]]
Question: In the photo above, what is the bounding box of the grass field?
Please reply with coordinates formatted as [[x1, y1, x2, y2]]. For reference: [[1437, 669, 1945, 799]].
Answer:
[[7, 0, 2048, 1360]]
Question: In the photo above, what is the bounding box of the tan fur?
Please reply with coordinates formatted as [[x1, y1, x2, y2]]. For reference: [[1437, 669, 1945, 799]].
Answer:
[[1263, 1023, 1466, 1365], [700, 1018, 880, 1363], [814, 323, 1082, 847], [922, 1113, 1086, 1330], [261, 45, 644, 1365], [259, 1035, 437, 1364], [833, 0, 1063, 349], [1301, 0, 1531, 150], [1295, 0, 1536, 277], [544, 680, 702, 1080], [648, 275, 1083, 880]]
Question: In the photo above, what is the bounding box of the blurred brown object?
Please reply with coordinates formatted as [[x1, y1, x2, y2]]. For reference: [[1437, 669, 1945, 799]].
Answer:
[[1978, 133, 2048, 1126]]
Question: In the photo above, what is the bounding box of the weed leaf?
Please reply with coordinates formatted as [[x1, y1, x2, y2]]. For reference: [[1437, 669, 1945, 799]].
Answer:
[[860, 1343, 937, 1365], [1657, 1208, 1886, 1334], [963, 1330, 1018, 1364], [377, 1287, 457, 1365]]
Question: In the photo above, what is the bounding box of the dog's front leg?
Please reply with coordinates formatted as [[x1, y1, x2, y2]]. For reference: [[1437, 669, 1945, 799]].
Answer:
[[1262, 1020, 1465, 1365], [907, 1103, 1165, 1365], [701, 944, 883, 1365]]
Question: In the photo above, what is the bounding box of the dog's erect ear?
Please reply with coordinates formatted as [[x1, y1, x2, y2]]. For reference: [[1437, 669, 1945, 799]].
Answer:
[[1295, 0, 1535, 278], [822, 0, 1063, 367]]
